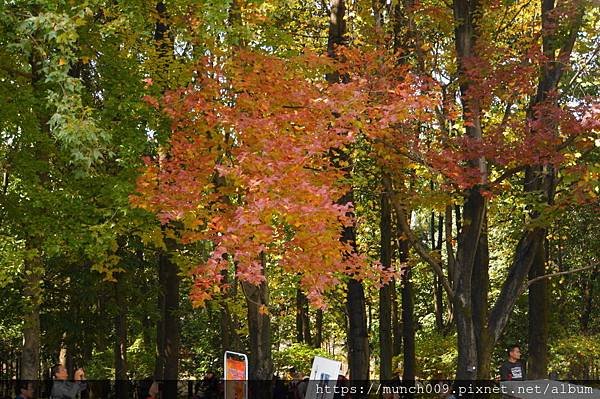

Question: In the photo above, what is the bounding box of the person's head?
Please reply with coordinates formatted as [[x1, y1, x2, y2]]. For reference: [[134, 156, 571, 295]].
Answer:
[[52, 364, 68, 380], [507, 344, 521, 361], [148, 381, 159, 398], [16, 381, 34, 398], [205, 370, 215, 379], [288, 366, 298, 378]]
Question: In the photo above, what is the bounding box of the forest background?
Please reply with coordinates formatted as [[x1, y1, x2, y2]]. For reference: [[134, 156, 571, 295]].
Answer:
[[0, 0, 599, 397]]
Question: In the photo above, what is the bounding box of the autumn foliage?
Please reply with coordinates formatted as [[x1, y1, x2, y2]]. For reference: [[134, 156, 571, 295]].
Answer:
[[133, 32, 599, 308], [133, 50, 406, 307]]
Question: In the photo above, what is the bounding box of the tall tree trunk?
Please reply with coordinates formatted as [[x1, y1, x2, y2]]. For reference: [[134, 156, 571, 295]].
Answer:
[[431, 212, 444, 331], [22, 44, 51, 385], [114, 275, 129, 399], [219, 299, 233, 351], [152, 5, 181, 395], [444, 205, 455, 330], [379, 188, 393, 380], [580, 272, 596, 333], [327, 0, 347, 60], [295, 288, 311, 344], [398, 235, 415, 381], [154, 258, 166, 380], [242, 253, 272, 396], [522, 0, 583, 379], [342, 192, 369, 382], [220, 269, 241, 353], [138, 252, 154, 352], [453, 0, 488, 380], [434, 274, 444, 331], [472, 216, 491, 379], [296, 288, 304, 343], [454, 191, 486, 380], [161, 240, 181, 397], [302, 303, 311, 345], [371, 0, 386, 29], [391, 281, 402, 358], [327, 0, 370, 383], [154, 236, 181, 396], [314, 309, 323, 348], [153, 3, 168, 383], [527, 239, 548, 379], [22, 249, 42, 382], [347, 278, 369, 381]]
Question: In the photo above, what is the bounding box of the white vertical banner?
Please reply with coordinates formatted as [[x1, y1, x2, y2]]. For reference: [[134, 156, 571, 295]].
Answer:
[[304, 356, 342, 399]]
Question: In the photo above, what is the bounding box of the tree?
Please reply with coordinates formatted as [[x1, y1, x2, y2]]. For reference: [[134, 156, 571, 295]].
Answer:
[[377, 0, 599, 378]]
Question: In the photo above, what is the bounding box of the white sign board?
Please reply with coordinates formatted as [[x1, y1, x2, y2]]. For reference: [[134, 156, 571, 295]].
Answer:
[[224, 351, 248, 399], [304, 356, 342, 399]]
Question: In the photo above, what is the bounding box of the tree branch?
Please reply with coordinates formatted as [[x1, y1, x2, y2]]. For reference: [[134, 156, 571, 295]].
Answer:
[[565, 42, 600, 91], [444, 204, 456, 285], [490, 164, 527, 186], [0, 66, 33, 80], [488, 227, 545, 343], [526, 264, 596, 287], [2, 171, 8, 196], [383, 176, 455, 301]]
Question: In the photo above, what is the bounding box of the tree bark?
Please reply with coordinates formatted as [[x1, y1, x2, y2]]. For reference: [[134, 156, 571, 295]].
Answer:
[[379, 188, 393, 380], [454, 190, 486, 380], [347, 279, 370, 381], [489, 228, 545, 342], [242, 253, 272, 396], [580, 272, 596, 333], [296, 288, 304, 343], [391, 280, 402, 357], [340, 183, 369, 383], [152, 5, 181, 396], [161, 241, 180, 397], [327, 0, 346, 58], [22, 249, 42, 381], [114, 275, 129, 399], [219, 269, 242, 353], [154, 256, 166, 380], [472, 215, 491, 379], [398, 235, 415, 381], [295, 288, 311, 344], [527, 239, 548, 379], [314, 309, 323, 348], [444, 205, 455, 329], [22, 44, 50, 384], [153, 3, 169, 384], [137, 252, 154, 354], [432, 212, 444, 331], [453, 0, 489, 380], [326, 0, 370, 383]]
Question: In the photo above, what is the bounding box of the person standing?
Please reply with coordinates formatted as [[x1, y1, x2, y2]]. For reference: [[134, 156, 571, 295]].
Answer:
[[195, 371, 219, 399], [273, 375, 288, 399], [499, 344, 526, 381], [50, 364, 87, 399], [138, 378, 159, 399]]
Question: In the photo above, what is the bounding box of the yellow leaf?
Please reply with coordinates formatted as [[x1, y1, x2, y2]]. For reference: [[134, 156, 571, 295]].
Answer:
[[258, 304, 269, 315], [58, 58, 66, 66]]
